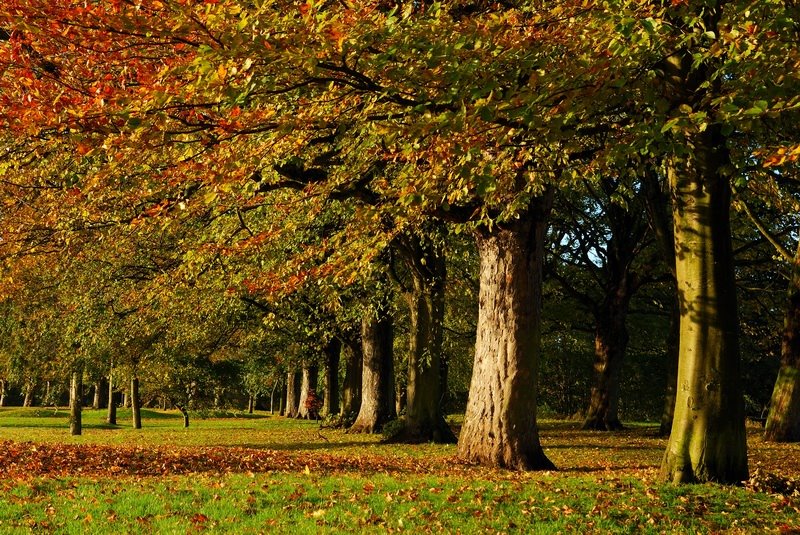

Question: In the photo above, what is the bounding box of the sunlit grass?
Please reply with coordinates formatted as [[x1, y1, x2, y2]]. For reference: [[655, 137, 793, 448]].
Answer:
[[1, 407, 799, 533]]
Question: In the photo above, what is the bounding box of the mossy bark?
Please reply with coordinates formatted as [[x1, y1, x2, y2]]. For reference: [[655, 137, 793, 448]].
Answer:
[[395, 232, 456, 444], [765, 242, 800, 442], [457, 197, 554, 470], [660, 126, 748, 484]]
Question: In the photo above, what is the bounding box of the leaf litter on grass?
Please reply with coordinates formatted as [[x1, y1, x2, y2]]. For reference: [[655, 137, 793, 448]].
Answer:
[[1, 421, 799, 533]]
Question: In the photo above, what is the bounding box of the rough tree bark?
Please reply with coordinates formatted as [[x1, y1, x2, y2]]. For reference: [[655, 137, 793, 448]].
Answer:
[[69, 368, 82, 436], [297, 364, 320, 419], [285, 370, 301, 418], [457, 196, 555, 470], [350, 299, 396, 434], [660, 122, 748, 483], [322, 338, 341, 417], [765, 240, 800, 442], [394, 231, 456, 443], [131, 374, 142, 430], [341, 336, 363, 416]]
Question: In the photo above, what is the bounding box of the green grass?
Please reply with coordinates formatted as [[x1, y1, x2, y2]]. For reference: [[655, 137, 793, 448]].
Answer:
[[0, 407, 798, 534]]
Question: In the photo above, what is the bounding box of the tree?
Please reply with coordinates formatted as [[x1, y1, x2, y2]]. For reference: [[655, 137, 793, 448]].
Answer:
[[548, 174, 655, 431], [350, 290, 397, 434]]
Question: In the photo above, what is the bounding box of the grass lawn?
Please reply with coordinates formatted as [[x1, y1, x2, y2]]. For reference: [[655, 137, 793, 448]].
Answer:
[[0, 407, 798, 533]]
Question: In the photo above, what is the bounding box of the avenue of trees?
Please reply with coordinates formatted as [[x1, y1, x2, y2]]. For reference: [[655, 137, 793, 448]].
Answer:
[[0, 0, 798, 484]]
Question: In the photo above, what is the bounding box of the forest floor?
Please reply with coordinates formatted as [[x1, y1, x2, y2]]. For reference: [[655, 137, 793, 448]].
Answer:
[[0, 407, 798, 533]]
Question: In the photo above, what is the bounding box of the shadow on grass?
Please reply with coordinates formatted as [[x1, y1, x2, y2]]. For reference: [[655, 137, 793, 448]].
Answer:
[[544, 443, 663, 451], [227, 441, 378, 452]]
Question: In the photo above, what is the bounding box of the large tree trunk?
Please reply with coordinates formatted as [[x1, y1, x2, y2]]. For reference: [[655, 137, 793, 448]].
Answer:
[[660, 124, 748, 483], [350, 300, 396, 434], [297, 364, 320, 419], [765, 241, 800, 442], [457, 197, 555, 470], [395, 231, 455, 443], [69, 369, 82, 436], [341, 337, 363, 416], [285, 370, 301, 418], [322, 338, 341, 417], [131, 374, 142, 430]]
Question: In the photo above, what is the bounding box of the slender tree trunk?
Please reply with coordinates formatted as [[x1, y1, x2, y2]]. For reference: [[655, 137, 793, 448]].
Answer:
[[297, 364, 319, 419], [765, 241, 800, 442], [660, 294, 680, 436], [122, 390, 129, 409], [270, 379, 280, 414], [176, 405, 190, 428], [131, 375, 142, 430], [395, 231, 456, 443], [23, 381, 34, 407], [458, 197, 555, 470], [0, 379, 5, 407], [642, 170, 681, 436], [248, 395, 255, 414], [660, 123, 748, 483], [285, 370, 301, 418], [280, 378, 287, 416], [106, 361, 116, 425], [91, 381, 100, 410], [396, 387, 407, 416], [350, 300, 396, 433], [322, 338, 341, 417], [342, 337, 363, 416], [583, 310, 629, 431], [70, 369, 82, 436]]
